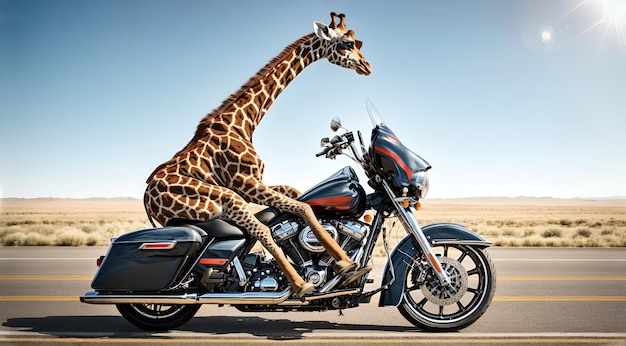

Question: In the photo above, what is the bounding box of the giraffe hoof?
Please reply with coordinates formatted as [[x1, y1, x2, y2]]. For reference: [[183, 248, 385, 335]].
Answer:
[[341, 265, 373, 287], [293, 282, 315, 299], [332, 260, 357, 276]]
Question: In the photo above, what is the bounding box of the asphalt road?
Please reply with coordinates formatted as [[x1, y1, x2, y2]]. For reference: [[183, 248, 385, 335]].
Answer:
[[0, 246, 625, 345]]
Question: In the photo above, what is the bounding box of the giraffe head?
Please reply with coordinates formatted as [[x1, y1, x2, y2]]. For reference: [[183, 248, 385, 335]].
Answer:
[[313, 12, 371, 76]]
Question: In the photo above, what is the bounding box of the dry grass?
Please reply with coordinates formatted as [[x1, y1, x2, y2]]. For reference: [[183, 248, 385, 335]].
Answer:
[[0, 198, 152, 246], [1, 197, 625, 248]]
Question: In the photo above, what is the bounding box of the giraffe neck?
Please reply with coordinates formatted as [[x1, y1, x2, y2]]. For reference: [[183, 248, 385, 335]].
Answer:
[[197, 33, 324, 140]]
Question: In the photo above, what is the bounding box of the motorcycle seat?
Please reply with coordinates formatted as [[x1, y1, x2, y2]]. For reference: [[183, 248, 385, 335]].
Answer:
[[164, 207, 281, 239]]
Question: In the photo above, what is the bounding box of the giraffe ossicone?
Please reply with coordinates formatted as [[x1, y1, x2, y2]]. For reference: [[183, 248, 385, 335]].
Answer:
[[144, 12, 371, 298]]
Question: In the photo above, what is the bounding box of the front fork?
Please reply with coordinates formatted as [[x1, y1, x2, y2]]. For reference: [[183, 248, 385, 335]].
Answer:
[[382, 181, 452, 287]]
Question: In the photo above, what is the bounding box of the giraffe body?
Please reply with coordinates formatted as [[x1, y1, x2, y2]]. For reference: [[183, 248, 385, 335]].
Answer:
[[144, 13, 371, 296]]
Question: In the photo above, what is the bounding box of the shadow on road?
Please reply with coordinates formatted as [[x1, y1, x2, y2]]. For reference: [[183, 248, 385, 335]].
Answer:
[[3, 315, 422, 339]]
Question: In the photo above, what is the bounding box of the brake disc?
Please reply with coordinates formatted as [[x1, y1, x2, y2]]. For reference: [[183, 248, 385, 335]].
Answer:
[[421, 256, 468, 306]]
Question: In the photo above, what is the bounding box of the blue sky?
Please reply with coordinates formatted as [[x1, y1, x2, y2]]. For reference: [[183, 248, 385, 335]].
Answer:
[[1, 0, 625, 199]]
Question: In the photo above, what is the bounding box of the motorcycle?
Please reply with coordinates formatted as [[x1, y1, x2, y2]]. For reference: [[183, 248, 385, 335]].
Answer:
[[81, 100, 496, 331]]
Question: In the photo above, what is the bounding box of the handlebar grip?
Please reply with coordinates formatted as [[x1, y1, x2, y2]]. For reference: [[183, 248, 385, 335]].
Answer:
[[316, 146, 332, 157]]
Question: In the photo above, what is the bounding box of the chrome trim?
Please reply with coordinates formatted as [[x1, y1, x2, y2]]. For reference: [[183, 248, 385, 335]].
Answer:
[[299, 224, 338, 253], [381, 180, 451, 287], [319, 246, 363, 293], [318, 275, 342, 293], [82, 288, 362, 307], [232, 257, 247, 287], [260, 277, 279, 292], [81, 288, 292, 305], [81, 291, 199, 305], [431, 239, 493, 247], [336, 220, 367, 240], [272, 221, 299, 241]]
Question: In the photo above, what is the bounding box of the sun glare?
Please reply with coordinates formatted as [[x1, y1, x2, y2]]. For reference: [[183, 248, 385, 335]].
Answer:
[[526, 0, 626, 53], [600, 0, 626, 50], [541, 30, 553, 43]]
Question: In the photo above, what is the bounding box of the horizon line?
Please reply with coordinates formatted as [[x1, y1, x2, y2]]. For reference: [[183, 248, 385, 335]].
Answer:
[[1, 196, 625, 201]]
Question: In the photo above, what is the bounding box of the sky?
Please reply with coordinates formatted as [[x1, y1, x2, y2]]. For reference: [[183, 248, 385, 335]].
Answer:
[[1, 0, 625, 200]]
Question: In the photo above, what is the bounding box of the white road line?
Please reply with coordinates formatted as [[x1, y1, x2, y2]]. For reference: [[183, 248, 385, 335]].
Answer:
[[494, 258, 626, 261], [2, 257, 625, 261], [0, 330, 625, 339], [0, 258, 95, 260]]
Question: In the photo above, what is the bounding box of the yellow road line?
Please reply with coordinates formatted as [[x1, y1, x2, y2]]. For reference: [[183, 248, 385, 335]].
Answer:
[[2, 276, 625, 281], [499, 276, 626, 281], [0, 296, 79, 302], [0, 337, 623, 344], [2, 296, 626, 302], [0, 276, 92, 281], [494, 296, 626, 302]]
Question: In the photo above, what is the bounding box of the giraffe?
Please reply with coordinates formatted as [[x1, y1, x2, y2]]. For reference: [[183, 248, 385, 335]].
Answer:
[[144, 12, 372, 298]]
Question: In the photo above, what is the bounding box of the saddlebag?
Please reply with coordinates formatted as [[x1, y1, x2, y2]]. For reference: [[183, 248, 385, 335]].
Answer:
[[91, 226, 203, 291]]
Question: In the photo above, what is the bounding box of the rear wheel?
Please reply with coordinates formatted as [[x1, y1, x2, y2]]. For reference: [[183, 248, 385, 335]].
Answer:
[[397, 244, 496, 331], [116, 303, 201, 331]]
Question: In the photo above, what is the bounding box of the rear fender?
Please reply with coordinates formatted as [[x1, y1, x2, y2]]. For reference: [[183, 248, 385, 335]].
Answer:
[[378, 223, 492, 307]]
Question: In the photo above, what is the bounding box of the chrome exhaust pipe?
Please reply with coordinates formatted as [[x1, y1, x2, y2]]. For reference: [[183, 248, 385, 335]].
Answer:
[[81, 289, 292, 305]]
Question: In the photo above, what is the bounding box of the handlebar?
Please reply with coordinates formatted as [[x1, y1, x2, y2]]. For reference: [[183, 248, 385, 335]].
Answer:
[[315, 117, 367, 166], [315, 146, 334, 157], [315, 132, 358, 159], [316, 134, 348, 158]]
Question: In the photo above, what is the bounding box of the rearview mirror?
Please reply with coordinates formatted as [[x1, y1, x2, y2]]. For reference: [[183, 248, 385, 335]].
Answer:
[[330, 117, 342, 132]]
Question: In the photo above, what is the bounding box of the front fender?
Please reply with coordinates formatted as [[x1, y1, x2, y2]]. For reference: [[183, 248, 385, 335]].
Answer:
[[378, 223, 492, 307]]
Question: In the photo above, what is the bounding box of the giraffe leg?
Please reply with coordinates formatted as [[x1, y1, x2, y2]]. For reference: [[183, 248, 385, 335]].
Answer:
[[226, 207, 315, 298], [145, 174, 314, 297], [242, 180, 370, 281], [239, 180, 355, 266], [269, 185, 301, 199]]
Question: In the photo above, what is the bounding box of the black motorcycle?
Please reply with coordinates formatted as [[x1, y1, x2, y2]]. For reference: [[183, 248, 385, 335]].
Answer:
[[81, 100, 496, 331]]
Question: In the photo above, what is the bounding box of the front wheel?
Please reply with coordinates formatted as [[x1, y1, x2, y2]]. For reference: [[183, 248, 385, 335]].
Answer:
[[397, 244, 496, 331], [116, 303, 201, 331]]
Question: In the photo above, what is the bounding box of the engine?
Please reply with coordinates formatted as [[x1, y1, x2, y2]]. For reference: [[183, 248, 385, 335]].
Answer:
[[270, 218, 368, 287]]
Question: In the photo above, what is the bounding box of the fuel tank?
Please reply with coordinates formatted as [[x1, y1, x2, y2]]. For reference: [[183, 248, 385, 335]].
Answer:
[[298, 166, 366, 218]]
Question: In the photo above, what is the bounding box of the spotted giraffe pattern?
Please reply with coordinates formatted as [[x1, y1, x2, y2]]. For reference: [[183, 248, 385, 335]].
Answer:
[[144, 13, 371, 294]]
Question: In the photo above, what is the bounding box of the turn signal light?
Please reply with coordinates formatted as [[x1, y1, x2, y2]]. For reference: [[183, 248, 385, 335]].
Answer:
[[402, 199, 410, 208], [363, 214, 373, 223], [96, 256, 105, 267]]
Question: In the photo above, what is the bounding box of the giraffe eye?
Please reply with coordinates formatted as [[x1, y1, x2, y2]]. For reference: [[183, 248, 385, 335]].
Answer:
[[340, 40, 354, 50]]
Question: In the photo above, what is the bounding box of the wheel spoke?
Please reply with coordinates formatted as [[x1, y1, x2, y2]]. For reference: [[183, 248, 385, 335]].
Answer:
[[467, 268, 479, 276], [457, 249, 468, 263], [417, 297, 428, 309], [399, 246, 496, 330], [406, 284, 421, 292]]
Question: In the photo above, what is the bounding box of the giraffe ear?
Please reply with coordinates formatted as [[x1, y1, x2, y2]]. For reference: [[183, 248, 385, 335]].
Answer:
[[313, 21, 338, 41]]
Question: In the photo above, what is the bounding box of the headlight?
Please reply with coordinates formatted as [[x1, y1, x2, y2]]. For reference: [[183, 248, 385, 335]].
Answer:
[[413, 171, 429, 199]]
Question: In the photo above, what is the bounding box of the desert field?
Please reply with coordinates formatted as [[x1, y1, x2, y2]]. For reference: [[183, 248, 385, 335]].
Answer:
[[0, 197, 624, 250]]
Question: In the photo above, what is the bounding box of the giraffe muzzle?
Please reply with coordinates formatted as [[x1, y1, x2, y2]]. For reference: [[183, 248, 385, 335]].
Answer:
[[356, 60, 372, 76]]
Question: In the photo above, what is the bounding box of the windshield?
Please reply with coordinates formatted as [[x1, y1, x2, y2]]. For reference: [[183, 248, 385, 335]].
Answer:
[[366, 99, 432, 192], [366, 99, 386, 127]]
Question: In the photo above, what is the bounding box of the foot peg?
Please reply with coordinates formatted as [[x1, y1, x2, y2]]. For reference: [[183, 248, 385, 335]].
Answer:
[[341, 265, 373, 287], [333, 260, 358, 275], [293, 282, 315, 298]]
